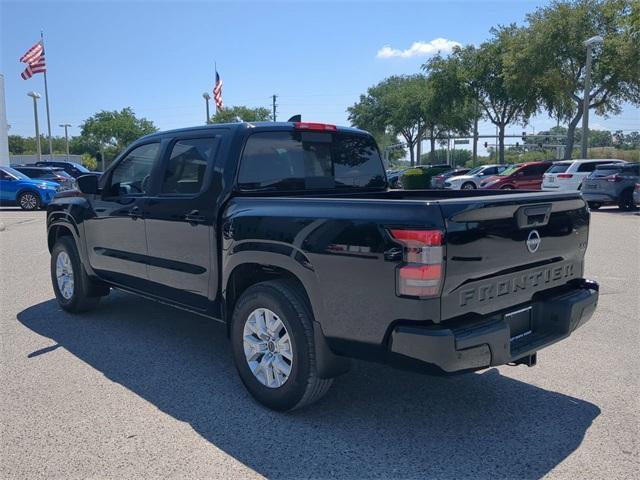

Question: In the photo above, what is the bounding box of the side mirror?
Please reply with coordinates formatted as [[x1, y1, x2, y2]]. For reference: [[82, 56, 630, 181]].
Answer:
[[77, 174, 100, 194]]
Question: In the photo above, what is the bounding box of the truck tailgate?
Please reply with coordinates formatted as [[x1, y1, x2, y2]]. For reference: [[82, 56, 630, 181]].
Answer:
[[438, 192, 589, 320]]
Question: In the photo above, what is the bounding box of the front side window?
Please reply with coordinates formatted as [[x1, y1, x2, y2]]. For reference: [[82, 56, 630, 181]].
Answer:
[[161, 137, 220, 195], [1, 166, 29, 180], [238, 131, 385, 191], [108, 143, 160, 196], [498, 165, 520, 177]]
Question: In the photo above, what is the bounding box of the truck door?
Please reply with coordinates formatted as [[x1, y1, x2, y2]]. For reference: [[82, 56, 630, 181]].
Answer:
[[143, 133, 224, 311], [84, 142, 161, 289]]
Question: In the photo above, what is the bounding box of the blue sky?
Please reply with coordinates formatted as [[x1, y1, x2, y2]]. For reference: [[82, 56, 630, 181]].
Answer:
[[2, 0, 638, 153]]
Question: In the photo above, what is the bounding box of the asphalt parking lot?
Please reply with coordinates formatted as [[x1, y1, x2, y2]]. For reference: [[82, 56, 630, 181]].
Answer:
[[1, 206, 638, 479]]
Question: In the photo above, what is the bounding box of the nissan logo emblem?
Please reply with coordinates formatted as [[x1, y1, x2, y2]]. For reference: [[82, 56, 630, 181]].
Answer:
[[526, 230, 541, 253]]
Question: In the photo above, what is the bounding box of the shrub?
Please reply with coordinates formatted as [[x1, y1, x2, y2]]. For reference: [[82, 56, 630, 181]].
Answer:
[[401, 167, 432, 189]]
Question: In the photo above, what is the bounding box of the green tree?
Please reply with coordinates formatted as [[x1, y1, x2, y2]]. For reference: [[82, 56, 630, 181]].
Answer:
[[80, 107, 157, 163], [426, 26, 539, 163], [210, 106, 271, 123], [348, 75, 434, 165], [524, 0, 640, 158], [8, 135, 30, 155]]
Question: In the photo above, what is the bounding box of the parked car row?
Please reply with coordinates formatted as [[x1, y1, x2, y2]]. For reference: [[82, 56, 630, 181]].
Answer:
[[430, 158, 639, 211], [0, 161, 101, 210]]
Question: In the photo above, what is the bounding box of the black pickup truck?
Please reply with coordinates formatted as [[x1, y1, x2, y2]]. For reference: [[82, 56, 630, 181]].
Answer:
[[47, 121, 599, 411]]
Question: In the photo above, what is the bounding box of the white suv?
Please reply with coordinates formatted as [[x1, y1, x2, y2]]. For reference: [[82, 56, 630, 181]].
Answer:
[[444, 164, 510, 190], [542, 159, 627, 191]]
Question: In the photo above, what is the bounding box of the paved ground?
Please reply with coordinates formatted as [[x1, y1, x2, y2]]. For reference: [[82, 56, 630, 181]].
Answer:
[[1, 206, 638, 479]]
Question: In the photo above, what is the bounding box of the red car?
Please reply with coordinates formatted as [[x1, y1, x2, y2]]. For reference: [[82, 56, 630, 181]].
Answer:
[[480, 161, 553, 190]]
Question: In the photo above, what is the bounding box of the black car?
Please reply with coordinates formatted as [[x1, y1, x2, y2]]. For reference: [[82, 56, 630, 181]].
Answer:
[[34, 161, 91, 178], [11, 165, 75, 190], [46, 121, 598, 411]]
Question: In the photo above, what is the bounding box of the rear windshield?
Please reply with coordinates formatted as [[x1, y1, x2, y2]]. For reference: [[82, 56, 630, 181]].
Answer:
[[238, 131, 386, 191], [547, 163, 570, 174]]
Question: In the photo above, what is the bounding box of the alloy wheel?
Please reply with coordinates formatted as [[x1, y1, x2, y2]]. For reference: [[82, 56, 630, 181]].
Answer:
[[243, 308, 293, 388], [55, 251, 75, 300], [20, 193, 38, 210]]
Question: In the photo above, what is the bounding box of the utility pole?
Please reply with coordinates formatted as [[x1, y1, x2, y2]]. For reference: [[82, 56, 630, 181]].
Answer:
[[27, 91, 42, 161], [581, 36, 603, 159], [59, 123, 71, 160], [272, 94, 278, 122], [472, 102, 479, 166]]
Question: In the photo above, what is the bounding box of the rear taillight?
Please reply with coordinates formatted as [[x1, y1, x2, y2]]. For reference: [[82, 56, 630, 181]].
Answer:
[[294, 122, 337, 132], [389, 229, 444, 297], [557, 173, 573, 179], [606, 174, 622, 182]]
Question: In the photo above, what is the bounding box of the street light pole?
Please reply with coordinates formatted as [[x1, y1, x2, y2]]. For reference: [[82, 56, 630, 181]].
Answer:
[[202, 92, 211, 124], [581, 35, 603, 159], [27, 91, 42, 161], [59, 123, 71, 160]]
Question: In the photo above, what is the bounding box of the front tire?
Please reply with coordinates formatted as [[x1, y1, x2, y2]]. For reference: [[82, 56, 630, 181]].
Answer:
[[51, 236, 106, 313], [588, 202, 602, 210], [501, 185, 514, 190], [461, 182, 476, 190], [18, 191, 40, 210], [231, 280, 333, 411]]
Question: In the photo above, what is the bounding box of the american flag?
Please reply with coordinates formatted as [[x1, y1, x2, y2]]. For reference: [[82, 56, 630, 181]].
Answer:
[[213, 70, 224, 110], [20, 41, 46, 80]]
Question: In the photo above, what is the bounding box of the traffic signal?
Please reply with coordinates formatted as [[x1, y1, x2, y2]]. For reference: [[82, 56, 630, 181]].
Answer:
[[522, 131, 527, 142], [484, 141, 488, 148], [516, 142, 520, 148]]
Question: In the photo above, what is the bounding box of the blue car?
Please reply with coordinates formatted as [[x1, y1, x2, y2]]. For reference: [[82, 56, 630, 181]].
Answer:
[[0, 165, 60, 210]]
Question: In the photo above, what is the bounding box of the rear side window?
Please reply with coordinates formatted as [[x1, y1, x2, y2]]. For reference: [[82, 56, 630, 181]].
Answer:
[[577, 162, 597, 173], [238, 131, 385, 191], [161, 137, 220, 195], [547, 163, 570, 174], [622, 164, 640, 176]]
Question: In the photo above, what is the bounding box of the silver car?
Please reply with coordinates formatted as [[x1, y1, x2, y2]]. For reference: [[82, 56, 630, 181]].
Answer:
[[444, 164, 510, 190]]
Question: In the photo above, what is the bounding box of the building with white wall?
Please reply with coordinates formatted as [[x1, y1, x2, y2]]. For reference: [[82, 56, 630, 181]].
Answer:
[[0, 74, 9, 166]]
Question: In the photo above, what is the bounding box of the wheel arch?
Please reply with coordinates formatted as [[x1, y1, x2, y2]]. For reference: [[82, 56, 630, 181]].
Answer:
[[16, 188, 42, 202], [223, 254, 350, 379]]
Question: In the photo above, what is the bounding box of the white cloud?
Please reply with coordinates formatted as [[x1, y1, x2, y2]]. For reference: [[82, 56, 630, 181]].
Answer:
[[376, 38, 461, 59]]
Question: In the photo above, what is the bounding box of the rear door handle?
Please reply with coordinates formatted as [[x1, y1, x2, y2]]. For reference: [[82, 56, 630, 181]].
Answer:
[[185, 210, 206, 225], [127, 206, 143, 220]]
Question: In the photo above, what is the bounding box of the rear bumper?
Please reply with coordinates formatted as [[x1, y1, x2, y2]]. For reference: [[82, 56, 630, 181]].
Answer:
[[389, 279, 599, 373], [582, 192, 616, 203]]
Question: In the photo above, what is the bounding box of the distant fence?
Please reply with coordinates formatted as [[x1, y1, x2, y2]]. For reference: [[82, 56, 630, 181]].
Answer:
[[10, 154, 84, 165]]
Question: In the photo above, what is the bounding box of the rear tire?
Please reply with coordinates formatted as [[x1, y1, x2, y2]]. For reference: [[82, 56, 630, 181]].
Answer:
[[618, 189, 636, 211], [588, 202, 602, 210], [230, 280, 333, 411], [51, 236, 107, 313], [461, 182, 476, 190], [501, 185, 514, 190], [18, 191, 40, 211]]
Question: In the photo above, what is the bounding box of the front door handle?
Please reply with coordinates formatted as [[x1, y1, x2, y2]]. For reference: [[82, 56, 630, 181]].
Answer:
[[185, 210, 206, 225], [127, 206, 143, 220]]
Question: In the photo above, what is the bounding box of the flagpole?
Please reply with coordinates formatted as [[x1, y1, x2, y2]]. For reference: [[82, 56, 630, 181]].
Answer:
[[41, 31, 53, 160], [214, 61, 217, 115]]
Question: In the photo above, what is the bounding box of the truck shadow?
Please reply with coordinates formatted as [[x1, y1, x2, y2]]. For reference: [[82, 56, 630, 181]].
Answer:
[[18, 292, 600, 479]]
